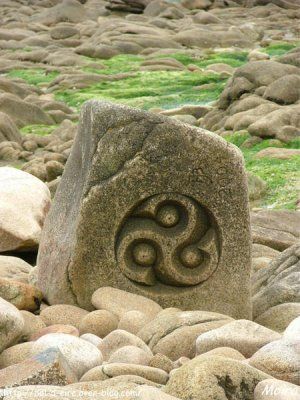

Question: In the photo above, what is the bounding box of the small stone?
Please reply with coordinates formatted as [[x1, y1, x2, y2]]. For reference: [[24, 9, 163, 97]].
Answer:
[[0, 297, 24, 353], [92, 287, 162, 320], [80, 333, 103, 347], [0, 256, 31, 284], [284, 316, 300, 340], [171, 114, 198, 126], [255, 147, 300, 160], [80, 363, 168, 385], [30, 324, 79, 341], [196, 319, 281, 358], [108, 345, 152, 366], [248, 338, 299, 384], [118, 311, 151, 335], [79, 310, 119, 338], [40, 304, 88, 329], [0, 342, 33, 368], [200, 346, 246, 361], [19, 311, 46, 341], [99, 329, 152, 361], [139, 309, 233, 361], [0, 167, 51, 252], [45, 160, 64, 182], [149, 353, 174, 373], [31, 333, 103, 379], [255, 304, 300, 333], [0, 348, 77, 388], [0, 278, 43, 312], [22, 140, 38, 152]]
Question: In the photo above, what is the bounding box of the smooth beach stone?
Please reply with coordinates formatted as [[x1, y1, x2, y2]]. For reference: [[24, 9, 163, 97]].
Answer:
[[37, 101, 251, 318]]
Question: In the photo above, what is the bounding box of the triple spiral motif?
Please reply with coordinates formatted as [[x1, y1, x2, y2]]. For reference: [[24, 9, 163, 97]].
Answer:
[[116, 193, 219, 287]]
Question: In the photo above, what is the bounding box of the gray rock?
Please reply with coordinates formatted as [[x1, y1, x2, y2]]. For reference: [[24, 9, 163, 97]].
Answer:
[[99, 329, 152, 361], [255, 303, 300, 333], [196, 319, 281, 358], [249, 338, 300, 384], [37, 101, 251, 319], [0, 167, 51, 252], [252, 244, 300, 319], [0, 112, 22, 143], [80, 363, 168, 384], [138, 309, 233, 361], [31, 333, 103, 379], [251, 211, 300, 251], [165, 355, 270, 399], [108, 345, 152, 365], [91, 287, 162, 320]]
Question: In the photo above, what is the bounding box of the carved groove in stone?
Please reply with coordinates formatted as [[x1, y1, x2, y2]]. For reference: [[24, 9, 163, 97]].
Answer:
[[116, 193, 219, 287]]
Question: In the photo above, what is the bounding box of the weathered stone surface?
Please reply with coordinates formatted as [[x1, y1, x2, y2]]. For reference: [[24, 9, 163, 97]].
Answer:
[[91, 287, 162, 320], [252, 244, 300, 319], [0, 348, 77, 389], [19, 311, 46, 341], [31, 333, 103, 379], [165, 355, 270, 400], [37, 101, 251, 318], [0, 297, 24, 353], [40, 304, 88, 329], [0, 342, 33, 369], [99, 329, 152, 361], [79, 310, 119, 338], [248, 338, 300, 384], [255, 303, 300, 333], [0, 167, 51, 252], [138, 309, 233, 361], [149, 353, 174, 373], [0, 112, 21, 143], [108, 345, 152, 365], [80, 333, 103, 347], [0, 278, 43, 312], [196, 319, 281, 358], [0, 256, 31, 284], [251, 211, 300, 251], [118, 311, 151, 335], [284, 316, 300, 340], [0, 93, 53, 128], [80, 363, 169, 384], [200, 347, 246, 361], [30, 324, 79, 341]]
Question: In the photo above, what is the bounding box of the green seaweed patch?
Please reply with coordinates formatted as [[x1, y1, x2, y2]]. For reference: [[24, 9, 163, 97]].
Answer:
[[225, 133, 300, 210], [263, 42, 300, 57], [7, 69, 60, 86], [21, 124, 57, 136], [154, 51, 248, 68], [82, 54, 144, 75], [55, 71, 227, 111]]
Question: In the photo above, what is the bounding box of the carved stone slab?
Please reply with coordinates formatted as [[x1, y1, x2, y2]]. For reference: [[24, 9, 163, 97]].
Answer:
[[37, 101, 252, 318]]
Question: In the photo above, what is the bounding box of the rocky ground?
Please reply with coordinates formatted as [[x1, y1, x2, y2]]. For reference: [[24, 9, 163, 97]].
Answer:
[[0, 0, 299, 399]]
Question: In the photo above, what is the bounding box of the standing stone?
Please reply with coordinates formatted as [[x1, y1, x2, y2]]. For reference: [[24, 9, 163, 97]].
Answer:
[[37, 101, 251, 318]]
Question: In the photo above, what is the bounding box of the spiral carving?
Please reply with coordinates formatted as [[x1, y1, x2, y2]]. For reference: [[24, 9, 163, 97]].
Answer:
[[116, 193, 219, 287]]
